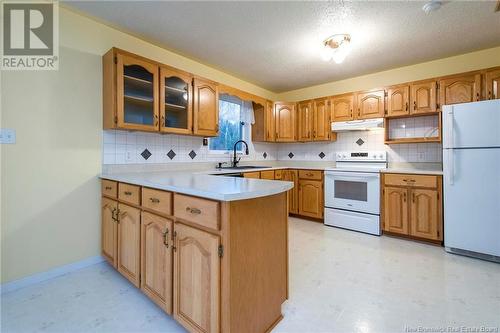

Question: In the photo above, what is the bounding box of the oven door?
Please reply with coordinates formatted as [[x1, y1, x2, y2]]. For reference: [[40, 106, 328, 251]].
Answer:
[[325, 171, 380, 215]]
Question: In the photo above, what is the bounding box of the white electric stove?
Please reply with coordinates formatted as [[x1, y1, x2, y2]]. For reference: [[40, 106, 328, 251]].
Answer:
[[324, 151, 387, 235]]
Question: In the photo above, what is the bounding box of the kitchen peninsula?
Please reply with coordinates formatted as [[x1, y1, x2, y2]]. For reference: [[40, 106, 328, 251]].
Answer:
[[100, 171, 293, 333]]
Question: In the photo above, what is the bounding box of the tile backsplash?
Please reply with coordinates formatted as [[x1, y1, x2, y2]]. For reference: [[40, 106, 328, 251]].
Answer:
[[103, 116, 442, 165], [102, 130, 277, 165]]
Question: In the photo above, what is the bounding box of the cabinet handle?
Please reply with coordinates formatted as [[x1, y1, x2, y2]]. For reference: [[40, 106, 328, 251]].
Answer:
[[149, 197, 160, 203], [163, 229, 169, 248], [172, 231, 177, 252], [160, 115, 165, 127], [116, 209, 121, 224], [412, 193, 416, 203], [124, 191, 132, 196], [105, 186, 112, 190], [186, 207, 201, 215], [154, 114, 159, 126], [306, 173, 314, 177], [403, 192, 406, 202], [405, 102, 408, 111], [403, 179, 415, 183], [111, 207, 117, 222], [413, 101, 416, 110], [476, 92, 480, 101]]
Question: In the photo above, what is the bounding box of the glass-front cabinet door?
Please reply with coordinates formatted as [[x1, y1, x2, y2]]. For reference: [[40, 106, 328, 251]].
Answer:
[[160, 67, 193, 134], [116, 54, 159, 131]]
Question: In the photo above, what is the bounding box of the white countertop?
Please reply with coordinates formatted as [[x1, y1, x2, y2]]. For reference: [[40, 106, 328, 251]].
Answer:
[[381, 168, 443, 175], [100, 171, 294, 202]]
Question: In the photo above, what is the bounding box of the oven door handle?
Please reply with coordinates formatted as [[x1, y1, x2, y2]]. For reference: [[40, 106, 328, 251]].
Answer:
[[326, 172, 380, 178]]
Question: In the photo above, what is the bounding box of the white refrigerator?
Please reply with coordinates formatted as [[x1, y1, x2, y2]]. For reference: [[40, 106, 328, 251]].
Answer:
[[442, 100, 500, 262]]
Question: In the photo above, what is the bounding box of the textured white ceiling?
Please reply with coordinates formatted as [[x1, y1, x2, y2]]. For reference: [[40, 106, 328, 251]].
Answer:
[[66, 1, 500, 92]]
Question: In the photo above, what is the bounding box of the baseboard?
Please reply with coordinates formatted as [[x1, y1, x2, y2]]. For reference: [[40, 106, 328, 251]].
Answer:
[[1, 255, 105, 295]]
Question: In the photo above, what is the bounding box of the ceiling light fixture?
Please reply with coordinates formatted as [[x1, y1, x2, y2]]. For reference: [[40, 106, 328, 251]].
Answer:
[[321, 34, 351, 64], [422, 0, 442, 14]]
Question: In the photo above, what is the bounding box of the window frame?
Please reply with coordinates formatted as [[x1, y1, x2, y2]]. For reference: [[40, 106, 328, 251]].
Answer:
[[208, 95, 248, 155]]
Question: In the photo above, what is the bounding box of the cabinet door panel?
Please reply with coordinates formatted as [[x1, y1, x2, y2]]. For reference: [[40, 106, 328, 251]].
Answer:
[[174, 223, 220, 333], [275, 103, 296, 142], [485, 69, 500, 100], [265, 101, 275, 141], [332, 94, 354, 121], [410, 189, 440, 240], [117, 204, 141, 287], [387, 85, 409, 117], [439, 74, 481, 106], [297, 102, 313, 141], [116, 53, 159, 131], [298, 180, 323, 219], [141, 212, 173, 314], [357, 90, 385, 119], [383, 187, 408, 235], [282, 170, 298, 214], [193, 78, 219, 137], [410, 81, 437, 114], [102, 198, 118, 267], [160, 67, 193, 134], [313, 99, 331, 141]]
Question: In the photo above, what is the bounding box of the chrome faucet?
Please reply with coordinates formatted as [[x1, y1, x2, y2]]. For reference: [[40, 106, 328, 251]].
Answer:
[[232, 140, 249, 167]]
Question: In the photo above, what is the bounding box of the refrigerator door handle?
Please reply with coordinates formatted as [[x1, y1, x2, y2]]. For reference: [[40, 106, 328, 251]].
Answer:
[[445, 109, 454, 147], [446, 149, 454, 185]]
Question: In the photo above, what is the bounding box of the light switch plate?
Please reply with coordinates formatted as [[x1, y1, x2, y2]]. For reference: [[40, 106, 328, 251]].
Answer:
[[0, 128, 16, 144]]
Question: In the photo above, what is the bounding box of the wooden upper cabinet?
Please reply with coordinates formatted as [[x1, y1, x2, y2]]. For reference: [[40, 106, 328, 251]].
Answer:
[[265, 101, 276, 141], [193, 77, 219, 137], [160, 67, 193, 134], [485, 68, 500, 100], [357, 90, 385, 119], [387, 85, 410, 117], [115, 52, 159, 131], [409, 189, 440, 241], [173, 223, 220, 333], [117, 203, 141, 288], [251, 100, 274, 143], [297, 101, 313, 141], [439, 73, 481, 106], [141, 212, 173, 314], [332, 94, 354, 121], [410, 80, 438, 114], [313, 98, 332, 141], [383, 187, 409, 235], [102, 197, 118, 268], [298, 179, 323, 219], [275, 102, 296, 142]]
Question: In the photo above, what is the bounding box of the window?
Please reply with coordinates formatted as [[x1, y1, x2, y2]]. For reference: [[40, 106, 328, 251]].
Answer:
[[209, 95, 244, 153]]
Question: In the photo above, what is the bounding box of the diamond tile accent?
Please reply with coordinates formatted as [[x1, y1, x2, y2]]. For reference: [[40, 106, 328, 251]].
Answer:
[[263, 152, 267, 159], [188, 150, 197, 159], [167, 149, 176, 160], [288, 152, 294, 159], [140, 148, 152, 160], [319, 152, 326, 159], [356, 138, 364, 146]]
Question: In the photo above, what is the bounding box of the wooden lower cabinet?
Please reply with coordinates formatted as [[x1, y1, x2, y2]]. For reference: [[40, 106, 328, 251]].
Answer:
[[141, 212, 173, 314], [117, 203, 141, 287], [101, 197, 118, 267], [173, 223, 220, 333], [243, 171, 260, 179], [382, 174, 442, 242], [383, 187, 409, 235], [298, 179, 323, 219]]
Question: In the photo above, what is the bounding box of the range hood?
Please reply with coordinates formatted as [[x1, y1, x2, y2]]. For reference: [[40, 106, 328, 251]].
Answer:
[[331, 118, 384, 131]]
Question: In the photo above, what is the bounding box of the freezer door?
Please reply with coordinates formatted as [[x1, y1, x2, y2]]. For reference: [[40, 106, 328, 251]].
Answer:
[[442, 100, 500, 149], [443, 148, 500, 256]]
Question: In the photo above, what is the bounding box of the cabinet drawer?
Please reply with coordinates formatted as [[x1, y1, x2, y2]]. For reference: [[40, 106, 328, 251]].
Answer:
[[298, 170, 322, 180], [118, 183, 141, 205], [102, 179, 117, 198], [384, 174, 437, 188], [260, 170, 275, 180], [274, 170, 283, 180], [174, 194, 220, 230], [243, 171, 260, 179], [142, 188, 172, 216]]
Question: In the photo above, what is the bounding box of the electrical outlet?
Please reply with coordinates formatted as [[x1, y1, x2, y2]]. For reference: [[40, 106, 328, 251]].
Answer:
[[0, 128, 16, 144], [418, 152, 426, 161], [125, 151, 133, 162]]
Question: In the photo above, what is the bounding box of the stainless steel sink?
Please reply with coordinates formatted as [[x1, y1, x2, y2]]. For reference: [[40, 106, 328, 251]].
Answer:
[[218, 166, 271, 170]]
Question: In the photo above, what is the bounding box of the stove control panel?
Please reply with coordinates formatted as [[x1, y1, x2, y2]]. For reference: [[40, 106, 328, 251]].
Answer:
[[336, 151, 387, 162]]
